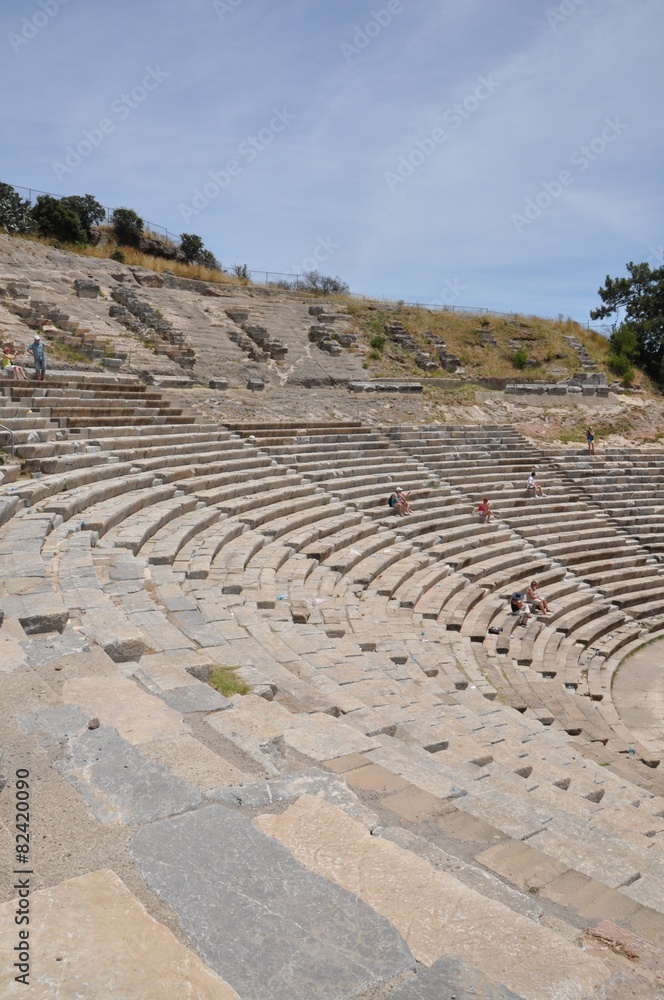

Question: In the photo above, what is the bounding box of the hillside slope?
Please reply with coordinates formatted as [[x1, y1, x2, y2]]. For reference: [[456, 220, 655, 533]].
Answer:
[[0, 233, 628, 393]]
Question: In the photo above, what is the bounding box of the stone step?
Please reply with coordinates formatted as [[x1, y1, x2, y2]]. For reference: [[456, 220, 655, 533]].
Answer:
[[254, 795, 612, 1000]]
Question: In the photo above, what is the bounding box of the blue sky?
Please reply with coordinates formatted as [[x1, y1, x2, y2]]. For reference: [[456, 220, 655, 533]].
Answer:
[[2, 0, 662, 323]]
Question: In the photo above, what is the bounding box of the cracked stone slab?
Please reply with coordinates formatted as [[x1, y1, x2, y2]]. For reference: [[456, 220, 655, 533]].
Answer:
[[160, 682, 231, 714], [389, 956, 525, 999], [0, 869, 240, 999], [254, 795, 611, 1000], [130, 804, 415, 1000], [54, 725, 201, 825], [211, 767, 378, 827]]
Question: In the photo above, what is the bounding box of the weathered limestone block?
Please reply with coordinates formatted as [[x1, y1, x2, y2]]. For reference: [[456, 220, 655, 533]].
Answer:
[[0, 870, 240, 999], [73, 278, 100, 299]]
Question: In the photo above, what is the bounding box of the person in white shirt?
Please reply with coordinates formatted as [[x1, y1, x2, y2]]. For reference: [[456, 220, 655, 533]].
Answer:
[[526, 469, 546, 498]]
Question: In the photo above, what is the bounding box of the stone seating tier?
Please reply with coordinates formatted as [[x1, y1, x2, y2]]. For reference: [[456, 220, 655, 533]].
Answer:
[[4, 414, 664, 994]]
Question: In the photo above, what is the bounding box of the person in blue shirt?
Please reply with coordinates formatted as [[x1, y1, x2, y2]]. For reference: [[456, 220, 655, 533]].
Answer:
[[27, 333, 46, 380]]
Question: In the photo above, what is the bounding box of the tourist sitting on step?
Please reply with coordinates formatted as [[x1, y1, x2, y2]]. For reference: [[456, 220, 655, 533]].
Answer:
[[526, 579, 551, 615], [394, 486, 413, 515], [1, 346, 28, 380], [510, 591, 531, 624], [477, 497, 493, 522], [388, 490, 408, 516], [526, 469, 546, 498]]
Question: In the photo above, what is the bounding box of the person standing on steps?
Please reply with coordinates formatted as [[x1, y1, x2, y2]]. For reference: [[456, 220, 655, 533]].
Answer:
[[587, 426, 595, 455], [27, 333, 46, 381]]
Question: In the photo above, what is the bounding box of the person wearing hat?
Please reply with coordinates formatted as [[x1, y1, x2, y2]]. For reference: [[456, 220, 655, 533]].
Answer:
[[394, 486, 413, 515], [1, 346, 28, 380], [27, 333, 46, 380]]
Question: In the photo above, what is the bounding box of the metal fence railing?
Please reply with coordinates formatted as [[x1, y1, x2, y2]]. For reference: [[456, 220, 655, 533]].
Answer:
[[8, 183, 180, 244]]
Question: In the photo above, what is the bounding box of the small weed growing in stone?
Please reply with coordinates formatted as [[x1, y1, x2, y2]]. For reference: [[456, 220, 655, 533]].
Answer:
[[208, 666, 251, 697]]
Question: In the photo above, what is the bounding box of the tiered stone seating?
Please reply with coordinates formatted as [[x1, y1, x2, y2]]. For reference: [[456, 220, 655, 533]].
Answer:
[[551, 448, 664, 558], [3, 410, 664, 996]]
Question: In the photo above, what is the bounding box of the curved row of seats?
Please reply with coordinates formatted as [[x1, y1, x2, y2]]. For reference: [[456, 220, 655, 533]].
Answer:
[[3, 393, 664, 989], [4, 403, 663, 783]]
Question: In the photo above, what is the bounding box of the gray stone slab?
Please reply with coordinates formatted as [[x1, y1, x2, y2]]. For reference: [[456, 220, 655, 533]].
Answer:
[[390, 956, 524, 1000], [211, 767, 378, 827], [529, 815, 643, 888], [18, 705, 89, 743], [160, 683, 231, 714], [588, 971, 664, 1000], [53, 725, 201, 825], [454, 787, 551, 841], [23, 626, 91, 667], [1, 592, 69, 634], [169, 609, 229, 647], [130, 804, 415, 1000]]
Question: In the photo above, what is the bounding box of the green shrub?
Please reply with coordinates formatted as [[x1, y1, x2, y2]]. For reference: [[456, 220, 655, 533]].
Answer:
[[512, 348, 529, 369], [110, 248, 126, 263], [370, 334, 386, 351], [607, 352, 635, 382], [111, 207, 143, 248]]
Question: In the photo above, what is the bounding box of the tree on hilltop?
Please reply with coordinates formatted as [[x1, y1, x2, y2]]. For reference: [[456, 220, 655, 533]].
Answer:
[[61, 194, 106, 241], [591, 261, 664, 383], [299, 270, 349, 295], [180, 233, 204, 263], [180, 233, 220, 270], [112, 207, 143, 248], [31, 194, 87, 244]]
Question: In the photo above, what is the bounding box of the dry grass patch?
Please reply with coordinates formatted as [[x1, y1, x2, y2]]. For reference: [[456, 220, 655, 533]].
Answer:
[[347, 302, 614, 382]]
